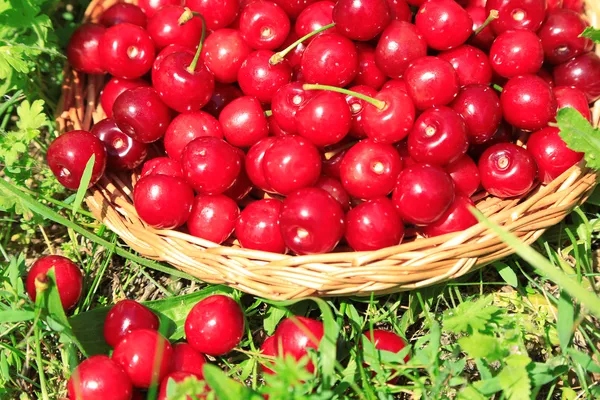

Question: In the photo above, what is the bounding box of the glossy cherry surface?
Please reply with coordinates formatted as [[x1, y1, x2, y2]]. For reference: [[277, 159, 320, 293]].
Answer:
[[260, 336, 277, 375], [276, 31, 307, 70], [500, 74, 557, 131], [554, 86, 592, 122], [147, 5, 204, 50], [375, 21, 427, 79], [392, 164, 455, 225], [100, 3, 147, 27], [223, 150, 253, 202], [239, 0, 291, 50], [296, 91, 351, 147], [537, 9, 592, 65], [67, 355, 132, 400], [353, 44, 387, 90], [113, 87, 171, 143], [236, 198, 286, 253], [421, 195, 478, 237], [141, 157, 184, 178], [486, 0, 546, 34], [526, 127, 583, 184], [450, 84, 502, 144], [489, 29, 544, 78], [164, 111, 223, 160], [363, 86, 416, 143], [386, 0, 411, 20], [333, 0, 391, 41], [67, 23, 106, 74], [408, 107, 469, 166], [172, 343, 207, 377], [219, 96, 269, 147], [439, 45, 493, 87], [279, 187, 345, 254], [345, 197, 404, 251], [314, 175, 351, 211], [274, 316, 324, 373], [468, 121, 514, 160], [301, 32, 358, 87], [138, 0, 184, 18], [185, 295, 245, 356], [272, 82, 315, 134], [563, 0, 584, 12], [91, 119, 147, 171], [203, 84, 243, 119], [478, 143, 537, 198], [245, 137, 278, 191], [104, 300, 160, 348], [263, 136, 322, 195], [158, 371, 206, 400], [153, 44, 195, 74], [446, 155, 480, 197], [202, 29, 253, 84], [187, 0, 240, 30], [467, 6, 497, 50], [238, 50, 293, 104], [404, 56, 459, 110], [346, 85, 378, 139], [271, 0, 316, 19], [26, 255, 83, 310], [100, 23, 155, 79], [553, 52, 600, 103], [112, 329, 173, 389], [322, 148, 347, 179], [133, 175, 194, 228], [47, 130, 107, 190], [415, 0, 473, 51], [100, 77, 149, 118], [187, 194, 240, 244], [294, 1, 335, 42], [363, 330, 409, 362], [181, 137, 242, 194]]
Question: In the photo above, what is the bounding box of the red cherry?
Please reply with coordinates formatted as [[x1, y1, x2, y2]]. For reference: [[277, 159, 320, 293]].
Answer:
[[185, 295, 245, 356], [91, 119, 147, 171], [439, 45, 493, 87], [352, 44, 387, 90], [386, 0, 412, 21], [333, 0, 392, 41], [26, 255, 82, 310], [478, 143, 537, 198], [147, 6, 204, 50], [202, 29, 253, 84], [263, 136, 322, 194], [392, 164, 455, 225], [260, 336, 277, 375], [134, 175, 194, 228], [280, 187, 345, 254], [238, 50, 293, 103], [47, 130, 107, 190], [467, 6, 497, 50], [553, 52, 600, 103], [446, 155, 480, 197], [562, 0, 584, 13], [296, 91, 351, 147], [526, 127, 583, 184], [468, 121, 515, 160], [363, 86, 416, 143], [203, 83, 243, 117], [276, 31, 307, 69], [138, 0, 184, 18], [489, 30, 544, 78], [240, 0, 291, 50], [554, 86, 592, 122], [113, 87, 172, 143], [112, 329, 173, 389], [415, 0, 473, 51], [395, 140, 417, 168], [67, 356, 132, 400], [104, 300, 160, 348], [67, 23, 105, 74], [236, 198, 286, 253], [274, 316, 324, 373], [186, 0, 240, 30], [537, 9, 593, 65], [100, 3, 147, 28], [295, 1, 335, 43], [301, 32, 358, 87], [164, 111, 223, 161], [268, 115, 291, 136], [346, 85, 379, 139], [246, 137, 278, 191], [172, 343, 207, 377], [224, 149, 254, 201], [141, 157, 184, 178], [158, 371, 206, 400], [181, 137, 242, 194], [375, 21, 427, 79], [450, 84, 502, 144], [547, 0, 563, 8], [219, 96, 269, 147], [381, 79, 408, 92], [537, 67, 556, 88], [500, 74, 557, 131], [153, 44, 195, 75], [322, 148, 347, 179], [100, 23, 155, 79], [187, 194, 239, 243], [405, 56, 459, 110], [271, 0, 316, 19], [486, 0, 546, 35], [345, 197, 404, 251], [363, 329, 409, 362], [314, 175, 351, 211], [100, 77, 149, 118], [421, 195, 478, 237], [272, 82, 315, 134]]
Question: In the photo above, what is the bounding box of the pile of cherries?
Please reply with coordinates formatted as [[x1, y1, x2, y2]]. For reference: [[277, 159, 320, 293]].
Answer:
[[50, 0, 599, 255]]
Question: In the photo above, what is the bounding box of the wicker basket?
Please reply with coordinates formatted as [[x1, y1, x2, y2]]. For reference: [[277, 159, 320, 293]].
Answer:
[[57, 0, 600, 300]]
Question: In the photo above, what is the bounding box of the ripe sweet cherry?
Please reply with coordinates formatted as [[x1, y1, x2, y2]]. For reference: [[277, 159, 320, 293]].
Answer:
[[345, 197, 404, 251], [421, 195, 478, 237], [526, 127, 583, 184], [332, 0, 392, 41], [236, 199, 287, 253], [187, 194, 240, 244], [500, 74, 557, 131], [478, 143, 537, 198], [104, 300, 160, 348], [67, 23, 105, 74], [100, 23, 155, 79], [404, 56, 460, 110], [202, 29, 253, 84], [67, 355, 132, 400], [415, 0, 473, 51], [147, 6, 204, 50], [141, 157, 184, 179], [219, 96, 269, 147], [100, 77, 149, 119], [26, 255, 83, 310], [113, 87, 172, 143], [100, 3, 147, 28], [274, 317, 324, 373], [239, 0, 291, 50], [164, 111, 224, 161], [91, 119, 148, 171], [446, 155, 481, 197], [172, 342, 207, 377], [375, 21, 427, 79], [134, 175, 194, 229]]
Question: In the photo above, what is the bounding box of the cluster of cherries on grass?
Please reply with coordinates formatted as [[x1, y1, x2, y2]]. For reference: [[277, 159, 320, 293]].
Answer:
[[26, 255, 408, 399], [50, 0, 599, 255]]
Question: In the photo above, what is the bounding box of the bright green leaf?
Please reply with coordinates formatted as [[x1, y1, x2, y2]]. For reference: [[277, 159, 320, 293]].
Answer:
[[443, 295, 503, 334], [557, 291, 575, 353], [71, 155, 95, 217], [557, 107, 600, 170], [497, 354, 532, 400], [494, 262, 518, 287], [580, 26, 600, 43], [458, 332, 503, 361]]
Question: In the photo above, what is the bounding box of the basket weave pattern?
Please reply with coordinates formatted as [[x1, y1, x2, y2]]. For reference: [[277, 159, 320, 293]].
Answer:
[[57, 0, 600, 300]]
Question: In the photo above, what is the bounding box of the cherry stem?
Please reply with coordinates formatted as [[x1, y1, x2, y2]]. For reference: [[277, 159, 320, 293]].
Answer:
[[264, 110, 273, 117], [474, 9, 499, 36], [269, 23, 336, 65], [492, 84, 504, 93], [302, 84, 386, 110], [178, 7, 194, 25], [187, 11, 207, 74]]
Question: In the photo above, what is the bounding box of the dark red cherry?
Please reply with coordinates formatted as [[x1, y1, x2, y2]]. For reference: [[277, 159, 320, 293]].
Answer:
[[100, 23, 155, 79], [202, 29, 253, 84], [164, 111, 223, 161], [340, 139, 402, 199], [134, 174, 194, 228], [91, 119, 148, 171], [322, 147, 347, 179], [138, 0, 184, 18], [537, 67, 555, 88], [260, 336, 277, 375], [185, 295, 245, 356], [172, 343, 207, 377], [272, 82, 315, 134], [468, 121, 515, 160], [271, 0, 316, 19], [26, 256, 82, 310], [113, 87, 171, 143], [147, 5, 204, 50], [246, 137, 278, 191], [240, 0, 291, 50], [274, 317, 324, 373], [100, 3, 147, 28], [181, 137, 242, 194], [486, 0, 546, 34], [363, 86, 416, 143], [100, 77, 149, 118], [500, 74, 557, 131], [141, 157, 184, 178], [563, 0, 584, 13], [537, 9, 593, 65], [467, 6, 497, 50], [421, 195, 478, 237], [263, 136, 322, 194], [345, 197, 404, 251], [157, 372, 206, 400], [67, 356, 132, 400], [405, 56, 459, 110], [301, 32, 358, 87], [446, 155, 480, 197], [269, 115, 291, 136], [375, 21, 427, 79], [187, 194, 239, 244], [352, 44, 387, 90], [296, 91, 351, 147], [153, 44, 195, 75], [67, 23, 105, 74], [219, 96, 269, 147], [295, 1, 335, 43], [224, 149, 254, 201], [392, 164, 455, 225], [186, 0, 240, 30], [346, 85, 378, 139], [439, 45, 492, 87], [395, 140, 417, 168], [554, 86, 592, 122], [526, 127, 583, 184], [478, 143, 537, 198], [314, 175, 351, 211], [104, 300, 160, 348], [203, 83, 243, 118], [451, 84, 502, 144], [547, 0, 563, 8], [363, 330, 409, 363], [386, 0, 412, 21], [489, 30, 543, 78], [333, 0, 392, 41], [415, 0, 473, 51], [408, 107, 469, 166], [112, 329, 173, 389], [236, 198, 286, 253], [553, 52, 600, 103], [238, 50, 293, 103], [47, 130, 107, 190]]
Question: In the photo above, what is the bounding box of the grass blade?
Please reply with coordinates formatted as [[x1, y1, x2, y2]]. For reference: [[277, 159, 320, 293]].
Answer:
[[71, 154, 94, 218]]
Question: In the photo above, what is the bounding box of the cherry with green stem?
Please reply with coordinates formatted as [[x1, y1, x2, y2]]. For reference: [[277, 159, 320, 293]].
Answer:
[[269, 23, 336, 65], [473, 9, 499, 36]]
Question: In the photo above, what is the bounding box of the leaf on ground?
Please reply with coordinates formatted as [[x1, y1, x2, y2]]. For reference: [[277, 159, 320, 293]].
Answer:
[[497, 354, 532, 400], [203, 364, 261, 400], [494, 262, 519, 287], [457, 385, 487, 400], [15, 99, 46, 132], [557, 107, 600, 170], [528, 358, 569, 388], [557, 291, 575, 353], [580, 26, 600, 43], [458, 332, 503, 361], [0, 310, 34, 323], [567, 349, 600, 374], [443, 295, 503, 334]]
